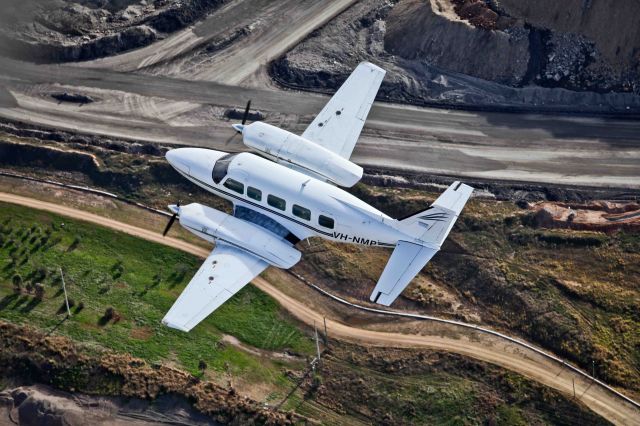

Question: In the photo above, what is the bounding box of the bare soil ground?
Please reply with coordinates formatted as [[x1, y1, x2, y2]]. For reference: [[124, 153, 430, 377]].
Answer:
[[270, 0, 640, 113], [0, 0, 225, 63], [529, 201, 640, 233], [0, 383, 220, 425]]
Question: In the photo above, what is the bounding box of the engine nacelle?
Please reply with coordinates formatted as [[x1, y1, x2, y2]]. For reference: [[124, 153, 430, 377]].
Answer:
[[177, 203, 300, 269], [241, 122, 363, 187]]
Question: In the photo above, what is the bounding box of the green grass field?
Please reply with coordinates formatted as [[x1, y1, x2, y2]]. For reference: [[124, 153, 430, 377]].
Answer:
[[0, 202, 313, 386]]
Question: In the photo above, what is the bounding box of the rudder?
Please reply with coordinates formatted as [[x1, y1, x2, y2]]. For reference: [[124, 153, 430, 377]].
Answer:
[[398, 181, 473, 247]]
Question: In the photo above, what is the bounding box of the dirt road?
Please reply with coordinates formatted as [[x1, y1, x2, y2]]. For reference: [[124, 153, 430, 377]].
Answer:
[[0, 191, 638, 424], [1, 57, 639, 189], [79, 0, 358, 84]]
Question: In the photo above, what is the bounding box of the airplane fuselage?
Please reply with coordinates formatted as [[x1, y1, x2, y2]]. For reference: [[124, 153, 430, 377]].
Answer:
[[166, 148, 408, 248], [157, 62, 473, 330]]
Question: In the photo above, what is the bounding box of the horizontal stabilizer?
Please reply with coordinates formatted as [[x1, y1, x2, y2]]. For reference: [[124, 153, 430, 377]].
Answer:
[[370, 241, 438, 306], [370, 181, 473, 306]]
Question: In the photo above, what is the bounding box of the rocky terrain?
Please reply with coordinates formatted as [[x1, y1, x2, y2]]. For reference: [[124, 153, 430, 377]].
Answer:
[[0, 321, 297, 425], [0, 0, 224, 63], [0, 384, 220, 425], [530, 201, 640, 233], [271, 0, 640, 113]]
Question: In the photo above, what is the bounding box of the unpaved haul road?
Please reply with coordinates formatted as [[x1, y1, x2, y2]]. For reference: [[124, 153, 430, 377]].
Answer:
[[79, 0, 358, 84], [1, 57, 639, 189], [0, 192, 638, 425]]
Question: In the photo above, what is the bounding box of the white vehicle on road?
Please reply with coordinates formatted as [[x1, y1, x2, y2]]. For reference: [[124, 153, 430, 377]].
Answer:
[[161, 62, 473, 332]]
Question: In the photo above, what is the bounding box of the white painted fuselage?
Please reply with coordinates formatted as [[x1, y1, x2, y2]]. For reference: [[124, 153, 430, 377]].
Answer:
[[167, 148, 408, 248]]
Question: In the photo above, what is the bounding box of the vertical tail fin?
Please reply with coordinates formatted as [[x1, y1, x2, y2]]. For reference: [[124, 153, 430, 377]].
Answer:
[[398, 181, 473, 247], [370, 181, 473, 306]]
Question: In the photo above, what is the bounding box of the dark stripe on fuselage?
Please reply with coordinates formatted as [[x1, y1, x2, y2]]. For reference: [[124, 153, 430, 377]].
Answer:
[[177, 168, 395, 248]]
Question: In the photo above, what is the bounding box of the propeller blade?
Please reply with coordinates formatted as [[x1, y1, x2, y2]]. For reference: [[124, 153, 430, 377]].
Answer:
[[225, 132, 240, 145], [241, 100, 252, 125], [162, 213, 177, 237]]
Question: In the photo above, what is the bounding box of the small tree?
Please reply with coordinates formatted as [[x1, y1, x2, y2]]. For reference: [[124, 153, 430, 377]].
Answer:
[[12, 274, 22, 293], [198, 359, 208, 374], [68, 235, 81, 251], [104, 306, 115, 321], [99, 306, 115, 325], [34, 283, 45, 300]]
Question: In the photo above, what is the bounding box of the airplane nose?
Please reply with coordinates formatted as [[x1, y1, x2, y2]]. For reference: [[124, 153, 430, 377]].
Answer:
[[165, 148, 191, 175], [166, 148, 228, 181]]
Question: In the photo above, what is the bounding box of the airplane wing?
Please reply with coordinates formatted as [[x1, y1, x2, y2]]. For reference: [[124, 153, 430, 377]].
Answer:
[[302, 62, 386, 159], [162, 244, 268, 332]]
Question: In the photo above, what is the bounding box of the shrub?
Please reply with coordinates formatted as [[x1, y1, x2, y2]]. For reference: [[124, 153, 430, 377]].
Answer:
[[12, 274, 22, 287], [68, 235, 82, 251], [34, 283, 45, 300], [12, 274, 22, 293], [104, 307, 115, 320]]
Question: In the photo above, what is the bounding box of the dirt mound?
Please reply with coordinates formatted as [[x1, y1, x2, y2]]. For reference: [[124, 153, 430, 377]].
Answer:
[[498, 0, 640, 74], [0, 0, 223, 63], [530, 201, 640, 233], [384, 0, 529, 86], [270, 0, 640, 113], [0, 321, 298, 425], [452, 0, 500, 30], [386, 0, 640, 93]]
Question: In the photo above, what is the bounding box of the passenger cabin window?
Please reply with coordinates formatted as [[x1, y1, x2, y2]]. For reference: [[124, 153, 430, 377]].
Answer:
[[292, 204, 311, 221], [247, 186, 262, 201], [267, 194, 286, 211], [319, 215, 334, 229], [212, 153, 238, 184], [223, 178, 244, 194]]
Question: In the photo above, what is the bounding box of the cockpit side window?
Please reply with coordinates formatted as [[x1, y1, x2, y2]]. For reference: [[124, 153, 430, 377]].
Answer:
[[212, 153, 238, 184]]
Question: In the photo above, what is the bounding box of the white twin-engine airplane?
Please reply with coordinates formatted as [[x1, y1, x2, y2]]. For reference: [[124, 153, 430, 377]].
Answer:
[[161, 62, 473, 332]]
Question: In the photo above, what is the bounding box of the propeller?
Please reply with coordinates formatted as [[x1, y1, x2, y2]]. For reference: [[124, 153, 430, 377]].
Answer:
[[162, 201, 180, 237], [226, 99, 252, 145], [241, 100, 251, 125]]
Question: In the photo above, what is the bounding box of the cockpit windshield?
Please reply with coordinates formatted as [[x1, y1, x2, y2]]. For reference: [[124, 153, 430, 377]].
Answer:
[[212, 153, 238, 184]]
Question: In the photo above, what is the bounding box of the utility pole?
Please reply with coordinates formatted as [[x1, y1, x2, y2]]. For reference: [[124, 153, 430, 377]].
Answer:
[[314, 321, 321, 368], [572, 378, 576, 398], [592, 360, 595, 379], [323, 316, 328, 347], [59, 267, 71, 318]]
